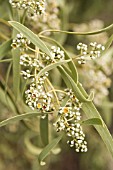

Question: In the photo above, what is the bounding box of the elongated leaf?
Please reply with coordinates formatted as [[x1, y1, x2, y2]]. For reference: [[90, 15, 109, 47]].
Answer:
[[12, 48, 20, 99], [87, 91, 94, 101], [105, 34, 113, 51], [40, 36, 78, 83], [58, 66, 88, 102], [61, 96, 69, 107], [5, 62, 12, 103], [0, 39, 12, 59], [0, 112, 48, 127], [59, 66, 113, 157], [0, 87, 16, 112], [82, 118, 103, 126], [24, 132, 61, 156], [58, 67, 72, 88], [54, 0, 69, 44], [38, 134, 63, 165], [37, 59, 71, 78], [76, 82, 113, 157], [24, 132, 42, 155], [11, 12, 21, 100], [82, 99, 113, 157], [9, 21, 52, 57], [40, 115, 49, 146]]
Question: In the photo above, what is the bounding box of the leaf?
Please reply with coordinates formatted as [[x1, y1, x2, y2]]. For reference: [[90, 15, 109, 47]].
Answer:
[[74, 82, 113, 157], [54, 0, 69, 44], [61, 96, 69, 107], [5, 62, 12, 104], [9, 21, 52, 57], [12, 48, 20, 99], [0, 112, 48, 127], [37, 59, 71, 78], [82, 118, 103, 126], [58, 66, 88, 102], [58, 67, 72, 88], [87, 91, 95, 101], [82, 98, 113, 157], [38, 134, 63, 165], [24, 132, 42, 155], [0, 86, 16, 112], [59, 65, 113, 157], [40, 115, 49, 146], [40, 36, 78, 83], [0, 39, 12, 60], [105, 34, 113, 51], [11, 14, 21, 100]]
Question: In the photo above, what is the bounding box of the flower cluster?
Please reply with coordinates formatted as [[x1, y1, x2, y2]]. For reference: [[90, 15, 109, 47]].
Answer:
[[42, 46, 65, 64], [11, 33, 30, 50], [26, 0, 60, 34], [9, 0, 46, 16], [20, 54, 44, 70], [25, 83, 54, 112], [54, 89, 87, 152], [77, 42, 105, 64], [21, 69, 31, 79]]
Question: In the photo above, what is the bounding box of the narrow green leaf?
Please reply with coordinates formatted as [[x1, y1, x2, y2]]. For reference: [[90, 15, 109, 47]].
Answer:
[[24, 132, 42, 155], [61, 96, 69, 107], [9, 21, 52, 57], [0, 39, 12, 60], [0, 112, 48, 127], [37, 59, 71, 78], [87, 91, 95, 101], [38, 134, 63, 165], [105, 34, 113, 51], [12, 48, 20, 99], [5, 62, 12, 103], [75, 83, 113, 157], [59, 66, 113, 157], [54, 0, 69, 44], [58, 66, 88, 102], [82, 99, 113, 157], [11, 12, 21, 100], [40, 115, 49, 146], [82, 118, 103, 126], [77, 82, 88, 98], [0, 87, 16, 112], [58, 67, 72, 88], [39, 36, 78, 83]]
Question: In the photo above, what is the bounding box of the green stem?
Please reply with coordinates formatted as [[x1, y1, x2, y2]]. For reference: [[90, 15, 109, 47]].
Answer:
[[0, 59, 12, 63], [39, 23, 113, 36], [0, 32, 9, 40]]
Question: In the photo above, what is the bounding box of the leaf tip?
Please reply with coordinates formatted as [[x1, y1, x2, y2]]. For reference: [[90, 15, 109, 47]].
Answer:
[[40, 161, 46, 166]]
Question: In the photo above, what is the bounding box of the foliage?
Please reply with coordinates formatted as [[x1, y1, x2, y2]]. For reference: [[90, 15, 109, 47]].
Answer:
[[0, 0, 113, 170]]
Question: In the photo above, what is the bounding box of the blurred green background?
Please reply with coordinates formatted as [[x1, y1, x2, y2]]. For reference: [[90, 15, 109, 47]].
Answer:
[[0, 0, 113, 170]]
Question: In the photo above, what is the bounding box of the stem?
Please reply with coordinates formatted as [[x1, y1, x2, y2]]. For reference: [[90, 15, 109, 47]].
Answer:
[[0, 32, 9, 40], [27, 46, 44, 54], [0, 59, 12, 63], [39, 23, 113, 36], [21, 9, 27, 24], [0, 18, 11, 27], [46, 78, 60, 107], [48, 89, 67, 95], [0, 76, 20, 114]]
